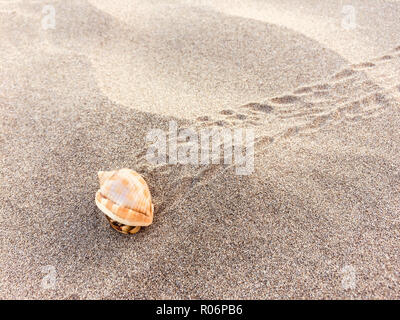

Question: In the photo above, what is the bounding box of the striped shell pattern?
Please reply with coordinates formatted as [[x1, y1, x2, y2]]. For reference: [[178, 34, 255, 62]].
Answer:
[[95, 168, 154, 227]]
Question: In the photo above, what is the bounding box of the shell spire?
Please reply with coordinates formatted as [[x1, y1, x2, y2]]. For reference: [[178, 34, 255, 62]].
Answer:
[[98, 170, 116, 186]]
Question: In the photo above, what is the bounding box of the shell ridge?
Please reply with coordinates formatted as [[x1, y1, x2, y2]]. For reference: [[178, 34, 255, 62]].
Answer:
[[95, 168, 154, 228]]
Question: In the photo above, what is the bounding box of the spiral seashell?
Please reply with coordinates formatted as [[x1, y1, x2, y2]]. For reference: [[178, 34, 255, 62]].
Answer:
[[95, 168, 154, 230]]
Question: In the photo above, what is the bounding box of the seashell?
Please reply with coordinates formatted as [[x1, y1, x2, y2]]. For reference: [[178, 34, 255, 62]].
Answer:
[[95, 168, 154, 234]]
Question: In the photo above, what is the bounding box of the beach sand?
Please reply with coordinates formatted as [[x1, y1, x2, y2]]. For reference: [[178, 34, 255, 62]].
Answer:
[[0, 0, 399, 299]]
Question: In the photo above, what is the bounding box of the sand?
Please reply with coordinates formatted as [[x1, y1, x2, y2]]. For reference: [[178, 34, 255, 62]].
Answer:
[[0, 0, 399, 299]]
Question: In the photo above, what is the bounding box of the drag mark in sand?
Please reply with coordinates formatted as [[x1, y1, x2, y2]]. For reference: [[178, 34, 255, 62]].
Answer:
[[132, 45, 400, 237]]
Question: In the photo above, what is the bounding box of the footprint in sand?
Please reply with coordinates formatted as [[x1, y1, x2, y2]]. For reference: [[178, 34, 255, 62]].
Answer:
[[293, 86, 313, 94], [270, 95, 299, 104], [351, 62, 376, 70], [142, 44, 400, 208], [210, 105, 270, 127], [196, 116, 211, 122], [312, 90, 329, 98], [241, 102, 274, 113], [332, 68, 357, 80], [192, 45, 400, 145], [232, 113, 247, 120], [375, 55, 393, 61], [213, 120, 230, 127], [256, 44, 400, 140], [312, 84, 331, 91], [219, 109, 235, 116]]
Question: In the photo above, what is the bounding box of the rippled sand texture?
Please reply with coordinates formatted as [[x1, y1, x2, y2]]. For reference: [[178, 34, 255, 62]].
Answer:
[[1, 0, 400, 299]]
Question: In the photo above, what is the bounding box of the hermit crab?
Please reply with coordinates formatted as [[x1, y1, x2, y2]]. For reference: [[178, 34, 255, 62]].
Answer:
[[95, 168, 154, 235]]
